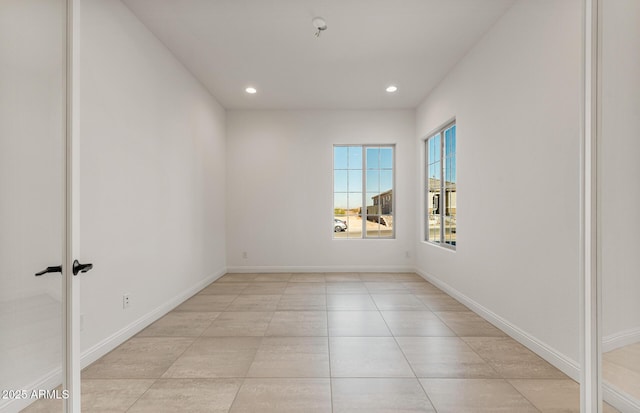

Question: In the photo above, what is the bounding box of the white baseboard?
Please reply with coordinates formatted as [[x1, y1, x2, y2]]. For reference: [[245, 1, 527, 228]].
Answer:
[[80, 267, 226, 369], [604, 384, 640, 413], [226, 265, 415, 273], [2, 268, 226, 413], [603, 328, 640, 353], [0, 368, 62, 413], [414, 268, 580, 381]]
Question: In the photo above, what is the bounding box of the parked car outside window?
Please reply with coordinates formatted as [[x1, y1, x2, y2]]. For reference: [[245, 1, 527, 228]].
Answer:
[[334, 218, 347, 232]]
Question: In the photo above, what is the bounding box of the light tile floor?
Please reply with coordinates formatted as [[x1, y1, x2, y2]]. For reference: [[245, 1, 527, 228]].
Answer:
[[23, 273, 621, 412], [604, 342, 640, 402]]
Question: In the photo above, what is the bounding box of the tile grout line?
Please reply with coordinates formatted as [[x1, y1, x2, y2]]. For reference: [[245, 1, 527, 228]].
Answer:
[[123, 378, 156, 413], [372, 280, 440, 413], [123, 327, 203, 412], [503, 379, 544, 413], [75, 273, 576, 412], [417, 284, 546, 412], [223, 277, 273, 412], [325, 279, 335, 413]]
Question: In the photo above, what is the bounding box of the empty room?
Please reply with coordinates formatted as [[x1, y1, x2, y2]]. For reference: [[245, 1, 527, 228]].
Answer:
[[1, 0, 638, 412]]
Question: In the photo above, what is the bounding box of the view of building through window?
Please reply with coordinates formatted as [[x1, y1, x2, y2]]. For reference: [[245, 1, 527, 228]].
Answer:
[[426, 123, 456, 247], [333, 145, 394, 239]]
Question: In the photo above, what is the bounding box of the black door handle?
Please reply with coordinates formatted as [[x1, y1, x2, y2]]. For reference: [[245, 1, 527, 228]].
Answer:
[[35, 265, 62, 276], [73, 260, 93, 276]]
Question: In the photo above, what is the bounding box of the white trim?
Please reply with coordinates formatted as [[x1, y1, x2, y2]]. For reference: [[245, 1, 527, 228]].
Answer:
[[226, 265, 415, 273], [415, 268, 580, 381], [603, 385, 640, 413], [8, 268, 226, 413], [64, 0, 81, 411], [582, 0, 602, 411], [79, 268, 226, 369], [602, 328, 640, 354], [0, 368, 63, 413], [421, 240, 457, 253], [332, 144, 397, 240]]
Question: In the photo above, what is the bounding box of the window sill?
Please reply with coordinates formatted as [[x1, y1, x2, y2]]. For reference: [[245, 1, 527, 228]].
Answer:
[[421, 241, 456, 252]]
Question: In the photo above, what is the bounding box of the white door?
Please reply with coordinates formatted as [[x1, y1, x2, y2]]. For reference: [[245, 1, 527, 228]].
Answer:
[[0, 1, 83, 412]]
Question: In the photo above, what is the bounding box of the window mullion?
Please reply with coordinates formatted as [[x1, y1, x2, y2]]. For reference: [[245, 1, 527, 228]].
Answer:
[[362, 146, 366, 238], [425, 144, 429, 241], [440, 133, 445, 244]]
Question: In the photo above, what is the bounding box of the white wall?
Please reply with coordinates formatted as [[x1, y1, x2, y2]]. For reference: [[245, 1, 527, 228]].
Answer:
[[414, 0, 582, 372], [226, 110, 416, 272], [601, 0, 640, 348], [0, 0, 65, 302], [0, 1, 66, 408], [79, 0, 227, 355]]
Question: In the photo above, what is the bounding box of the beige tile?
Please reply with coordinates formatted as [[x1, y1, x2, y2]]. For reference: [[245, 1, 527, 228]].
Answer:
[[230, 378, 331, 413], [277, 294, 327, 311], [265, 311, 327, 336], [605, 342, 640, 374], [330, 337, 414, 377], [254, 273, 292, 282], [80, 379, 155, 412], [332, 378, 435, 413], [20, 398, 62, 412], [464, 337, 567, 379], [174, 294, 237, 312], [289, 273, 326, 282], [199, 282, 248, 295], [226, 294, 281, 311], [359, 272, 396, 281], [328, 311, 391, 337], [417, 294, 469, 311], [509, 379, 580, 412], [247, 337, 330, 378], [82, 337, 194, 379], [392, 273, 427, 282], [127, 379, 242, 413], [20, 385, 64, 413], [420, 378, 539, 413], [202, 311, 273, 337], [381, 311, 456, 337], [435, 312, 506, 337], [327, 294, 377, 310], [324, 273, 361, 282], [326, 282, 369, 294], [241, 282, 288, 295], [402, 282, 444, 295], [371, 294, 427, 311], [162, 337, 261, 378], [365, 281, 410, 294], [217, 273, 258, 282], [396, 337, 498, 378], [284, 283, 326, 294], [603, 358, 640, 400], [137, 312, 219, 337]]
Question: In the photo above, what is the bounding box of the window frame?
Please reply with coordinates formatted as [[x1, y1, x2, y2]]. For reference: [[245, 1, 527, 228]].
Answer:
[[424, 121, 456, 250], [333, 144, 396, 240]]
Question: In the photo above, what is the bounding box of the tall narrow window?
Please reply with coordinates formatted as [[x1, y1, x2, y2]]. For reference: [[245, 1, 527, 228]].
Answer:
[[426, 122, 456, 248], [334, 145, 394, 239]]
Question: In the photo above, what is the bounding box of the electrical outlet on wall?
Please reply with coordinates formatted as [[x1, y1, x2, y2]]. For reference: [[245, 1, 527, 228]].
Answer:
[[242, 251, 247, 259], [123, 294, 131, 309], [405, 251, 411, 258]]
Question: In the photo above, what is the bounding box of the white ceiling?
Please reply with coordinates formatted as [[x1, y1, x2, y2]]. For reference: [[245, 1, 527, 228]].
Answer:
[[122, 0, 515, 110]]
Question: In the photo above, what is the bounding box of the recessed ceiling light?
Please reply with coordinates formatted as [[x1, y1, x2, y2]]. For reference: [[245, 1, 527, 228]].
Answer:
[[245, 87, 257, 94], [386, 85, 398, 93]]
